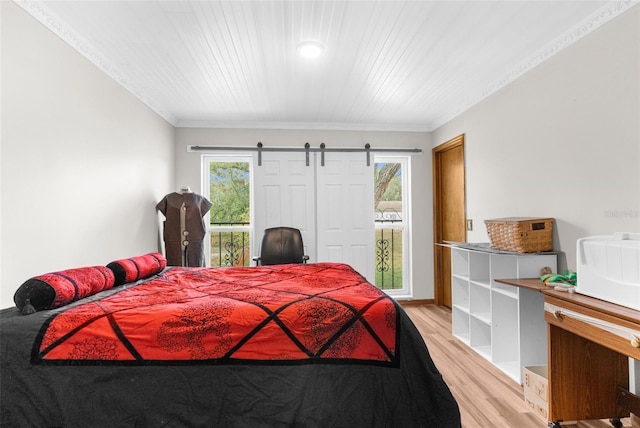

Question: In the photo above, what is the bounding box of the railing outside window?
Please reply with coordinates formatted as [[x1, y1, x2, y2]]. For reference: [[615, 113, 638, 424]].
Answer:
[[210, 218, 402, 291], [375, 208, 404, 290], [210, 222, 251, 267], [209, 217, 403, 290]]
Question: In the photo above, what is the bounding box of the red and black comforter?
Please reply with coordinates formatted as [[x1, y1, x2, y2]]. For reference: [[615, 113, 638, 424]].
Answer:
[[1, 263, 460, 427], [35, 263, 396, 365]]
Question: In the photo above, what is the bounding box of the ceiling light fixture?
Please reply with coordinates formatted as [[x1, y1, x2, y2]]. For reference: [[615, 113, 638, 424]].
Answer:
[[297, 40, 325, 58]]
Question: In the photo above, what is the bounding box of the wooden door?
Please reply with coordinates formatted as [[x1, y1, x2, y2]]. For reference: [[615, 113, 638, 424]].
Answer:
[[433, 135, 466, 307]]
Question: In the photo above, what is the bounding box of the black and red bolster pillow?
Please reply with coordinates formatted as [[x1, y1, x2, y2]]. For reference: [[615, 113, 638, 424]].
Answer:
[[106, 252, 167, 286], [14, 253, 167, 315], [14, 266, 115, 315]]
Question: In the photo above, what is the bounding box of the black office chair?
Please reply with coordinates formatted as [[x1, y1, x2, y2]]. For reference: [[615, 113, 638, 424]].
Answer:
[[253, 227, 309, 266]]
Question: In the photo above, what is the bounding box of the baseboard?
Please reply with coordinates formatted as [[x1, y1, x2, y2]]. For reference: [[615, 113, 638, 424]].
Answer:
[[396, 299, 434, 307]]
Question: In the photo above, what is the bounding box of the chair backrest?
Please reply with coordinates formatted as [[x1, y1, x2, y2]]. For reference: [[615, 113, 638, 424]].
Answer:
[[259, 227, 305, 266]]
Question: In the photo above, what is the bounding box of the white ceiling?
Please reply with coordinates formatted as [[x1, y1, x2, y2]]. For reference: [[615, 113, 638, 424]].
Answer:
[[17, 1, 636, 132]]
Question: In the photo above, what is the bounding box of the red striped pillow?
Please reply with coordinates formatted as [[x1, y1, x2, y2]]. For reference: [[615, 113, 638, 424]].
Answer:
[[106, 252, 167, 286], [14, 266, 115, 315]]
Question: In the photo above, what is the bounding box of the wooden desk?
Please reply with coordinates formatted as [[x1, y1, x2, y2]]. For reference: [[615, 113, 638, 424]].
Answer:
[[495, 279, 640, 426], [494, 277, 549, 292], [543, 289, 640, 425]]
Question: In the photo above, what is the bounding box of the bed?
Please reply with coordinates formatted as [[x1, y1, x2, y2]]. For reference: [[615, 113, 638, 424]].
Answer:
[[1, 258, 460, 427]]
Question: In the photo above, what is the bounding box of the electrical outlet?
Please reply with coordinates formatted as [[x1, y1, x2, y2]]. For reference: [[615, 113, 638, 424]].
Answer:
[[466, 219, 473, 231]]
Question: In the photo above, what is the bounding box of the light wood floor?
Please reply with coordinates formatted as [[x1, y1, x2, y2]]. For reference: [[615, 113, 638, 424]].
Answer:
[[403, 304, 633, 428]]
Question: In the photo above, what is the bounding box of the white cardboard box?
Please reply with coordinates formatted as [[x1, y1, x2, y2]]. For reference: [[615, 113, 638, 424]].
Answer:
[[523, 365, 548, 420]]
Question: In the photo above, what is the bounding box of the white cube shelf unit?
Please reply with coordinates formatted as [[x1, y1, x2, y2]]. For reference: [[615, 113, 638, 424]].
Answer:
[[450, 244, 557, 384]]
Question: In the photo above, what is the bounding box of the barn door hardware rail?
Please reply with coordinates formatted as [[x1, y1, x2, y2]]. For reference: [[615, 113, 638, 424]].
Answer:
[[188, 143, 422, 166]]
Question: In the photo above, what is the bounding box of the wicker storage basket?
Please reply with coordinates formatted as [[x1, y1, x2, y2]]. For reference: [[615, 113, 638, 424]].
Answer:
[[484, 217, 553, 253]]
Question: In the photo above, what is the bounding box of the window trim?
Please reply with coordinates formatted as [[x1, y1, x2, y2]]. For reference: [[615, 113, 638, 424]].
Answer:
[[201, 154, 255, 267], [374, 155, 412, 297]]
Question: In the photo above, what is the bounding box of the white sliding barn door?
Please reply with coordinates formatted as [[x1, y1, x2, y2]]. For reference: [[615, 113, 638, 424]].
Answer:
[[316, 153, 375, 282], [253, 151, 375, 282], [252, 152, 317, 262]]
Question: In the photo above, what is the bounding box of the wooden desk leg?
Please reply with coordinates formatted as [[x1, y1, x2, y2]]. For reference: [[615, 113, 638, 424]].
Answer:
[[548, 324, 629, 423]]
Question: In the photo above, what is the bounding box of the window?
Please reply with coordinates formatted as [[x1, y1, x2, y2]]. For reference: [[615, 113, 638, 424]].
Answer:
[[201, 151, 411, 294], [374, 156, 411, 296], [202, 156, 253, 267]]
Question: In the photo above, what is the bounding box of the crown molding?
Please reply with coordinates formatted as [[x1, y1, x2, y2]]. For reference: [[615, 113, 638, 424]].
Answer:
[[175, 120, 431, 133], [429, 0, 639, 131], [14, 0, 178, 126]]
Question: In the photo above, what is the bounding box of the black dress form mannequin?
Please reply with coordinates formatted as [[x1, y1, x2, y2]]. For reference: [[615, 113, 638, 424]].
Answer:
[[156, 187, 212, 267]]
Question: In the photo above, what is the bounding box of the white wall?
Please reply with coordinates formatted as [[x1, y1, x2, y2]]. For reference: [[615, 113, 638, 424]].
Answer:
[[0, 2, 175, 308], [433, 5, 640, 272], [174, 128, 434, 299]]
